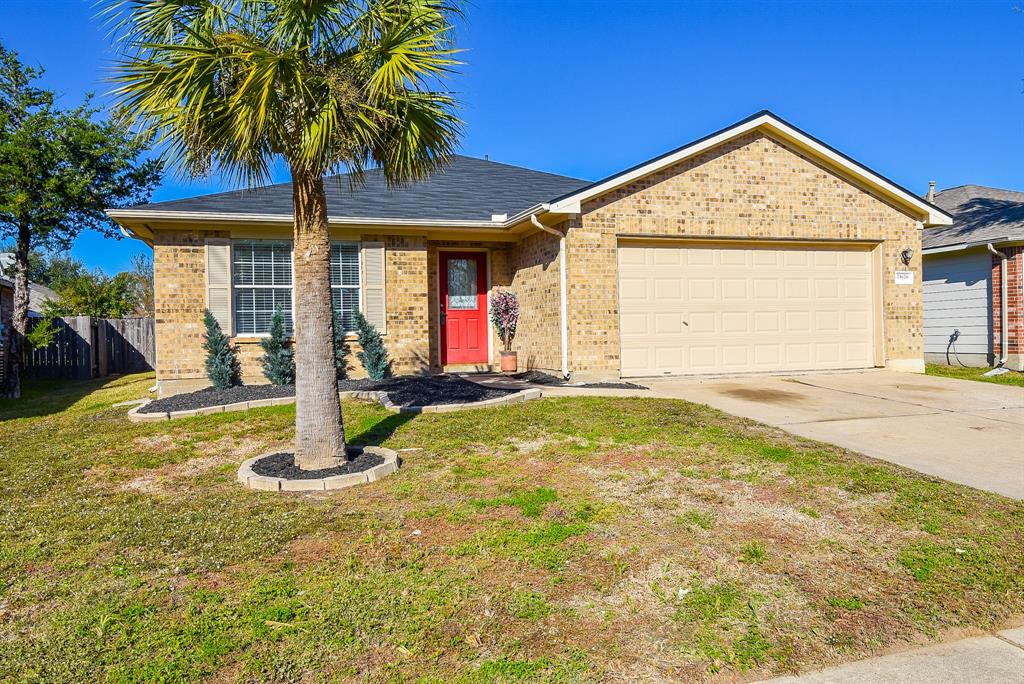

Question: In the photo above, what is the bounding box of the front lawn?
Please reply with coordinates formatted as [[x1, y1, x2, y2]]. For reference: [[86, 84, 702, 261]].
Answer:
[[1, 374, 1021, 682], [926, 363, 1024, 388]]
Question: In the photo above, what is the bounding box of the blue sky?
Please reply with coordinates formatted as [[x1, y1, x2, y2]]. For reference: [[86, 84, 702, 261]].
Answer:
[[1, 0, 1021, 274]]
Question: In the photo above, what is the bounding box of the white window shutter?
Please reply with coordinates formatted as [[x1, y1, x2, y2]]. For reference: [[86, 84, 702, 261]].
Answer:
[[361, 241, 386, 334], [205, 238, 233, 335]]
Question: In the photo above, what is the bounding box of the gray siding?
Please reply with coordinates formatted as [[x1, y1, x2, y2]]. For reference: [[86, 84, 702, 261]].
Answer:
[[923, 249, 991, 364]]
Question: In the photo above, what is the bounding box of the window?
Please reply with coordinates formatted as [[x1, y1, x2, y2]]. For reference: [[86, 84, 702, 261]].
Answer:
[[233, 240, 293, 335], [331, 243, 361, 332], [447, 258, 478, 309]]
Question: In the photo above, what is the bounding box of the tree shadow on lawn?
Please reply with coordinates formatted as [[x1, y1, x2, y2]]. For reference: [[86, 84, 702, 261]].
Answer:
[[347, 410, 416, 448], [0, 373, 148, 421]]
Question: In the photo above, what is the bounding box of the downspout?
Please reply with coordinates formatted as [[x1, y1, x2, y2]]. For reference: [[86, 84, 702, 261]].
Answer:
[[530, 214, 570, 379], [987, 243, 1008, 366]]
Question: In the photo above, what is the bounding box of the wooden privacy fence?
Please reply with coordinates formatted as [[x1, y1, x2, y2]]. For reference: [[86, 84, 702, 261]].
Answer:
[[22, 316, 155, 380]]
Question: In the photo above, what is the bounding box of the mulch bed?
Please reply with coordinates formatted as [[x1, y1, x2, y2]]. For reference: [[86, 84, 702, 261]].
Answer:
[[139, 375, 516, 414], [138, 383, 296, 414], [511, 370, 648, 390], [348, 375, 514, 406], [250, 448, 383, 480]]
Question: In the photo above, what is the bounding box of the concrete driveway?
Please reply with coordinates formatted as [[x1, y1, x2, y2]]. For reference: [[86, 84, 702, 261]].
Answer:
[[643, 370, 1024, 499]]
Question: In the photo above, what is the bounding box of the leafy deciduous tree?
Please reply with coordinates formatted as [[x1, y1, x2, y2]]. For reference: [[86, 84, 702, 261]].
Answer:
[[0, 42, 161, 397], [43, 270, 142, 318]]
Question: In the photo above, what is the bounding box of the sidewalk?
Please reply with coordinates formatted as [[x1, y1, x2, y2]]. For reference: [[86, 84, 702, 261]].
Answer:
[[759, 628, 1024, 683]]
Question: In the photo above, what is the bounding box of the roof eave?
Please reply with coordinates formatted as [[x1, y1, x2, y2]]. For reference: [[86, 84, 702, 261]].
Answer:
[[105, 208, 523, 232], [923, 236, 1023, 254]]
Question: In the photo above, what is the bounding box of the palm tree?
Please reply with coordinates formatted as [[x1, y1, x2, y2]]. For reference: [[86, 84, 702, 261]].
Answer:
[[105, 0, 462, 469]]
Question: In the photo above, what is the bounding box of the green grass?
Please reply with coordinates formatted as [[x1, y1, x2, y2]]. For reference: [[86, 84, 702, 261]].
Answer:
[[740, 541, 767, 564], [926, 363, 1024, 387], [676, 509, 716, 530], [0, 373, 1021, 682]]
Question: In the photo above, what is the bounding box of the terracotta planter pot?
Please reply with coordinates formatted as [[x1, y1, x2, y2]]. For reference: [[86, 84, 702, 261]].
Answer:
[[500, 351, 518, 373]]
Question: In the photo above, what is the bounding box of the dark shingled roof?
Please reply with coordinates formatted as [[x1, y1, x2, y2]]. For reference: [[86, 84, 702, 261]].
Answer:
[[132, 155, 590, 222], [923, 185, 1024, 249]]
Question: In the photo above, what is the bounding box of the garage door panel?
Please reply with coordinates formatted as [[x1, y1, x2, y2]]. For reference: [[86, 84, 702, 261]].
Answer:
[[754, 311, 781, 332], [721, 278, 747, 299], [619, 277, 648, 300], [618, 243, 876, 377], [814, 279, 840, 298], [688, 311, 715, 333], [753, 250, 779, 266], [688, 279, 715, 299], [654, 278, 682, 299], [753, 279, 779, 299]]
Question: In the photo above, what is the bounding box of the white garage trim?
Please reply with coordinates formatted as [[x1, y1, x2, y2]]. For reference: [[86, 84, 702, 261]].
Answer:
[[616, 239, 884, 377]]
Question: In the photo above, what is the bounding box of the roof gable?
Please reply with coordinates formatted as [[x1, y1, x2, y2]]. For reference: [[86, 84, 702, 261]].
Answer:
[[547, 111, 952, 227]]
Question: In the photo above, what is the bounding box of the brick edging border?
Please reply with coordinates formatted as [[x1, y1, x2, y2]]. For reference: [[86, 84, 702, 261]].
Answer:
[[237, 446, 399, 492], [126, 387, 543, 422]]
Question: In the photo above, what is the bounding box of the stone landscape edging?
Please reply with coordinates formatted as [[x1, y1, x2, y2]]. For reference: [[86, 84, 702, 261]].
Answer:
[[126, 387, 542, 422], [237, 446, 399, 492]]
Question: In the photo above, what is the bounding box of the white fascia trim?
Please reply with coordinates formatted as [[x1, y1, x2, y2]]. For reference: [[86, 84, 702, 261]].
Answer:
[[922, 237, 1014, 255], [547, 113, 953, 227], [105, 208, 508, 229]]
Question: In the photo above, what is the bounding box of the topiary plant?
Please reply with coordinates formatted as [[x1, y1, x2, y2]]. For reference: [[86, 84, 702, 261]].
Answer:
[[333, 309, 351, 380], [260, 307, 294, 385], [202, 309, 239, 389], [489, 290, 520, 352], [353, 311, 390, 380]]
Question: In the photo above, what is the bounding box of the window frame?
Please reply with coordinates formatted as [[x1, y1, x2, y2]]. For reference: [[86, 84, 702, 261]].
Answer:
[[331, 241, 363, 335], [229, 239, 364, 338], [231, 239, 295, 338]]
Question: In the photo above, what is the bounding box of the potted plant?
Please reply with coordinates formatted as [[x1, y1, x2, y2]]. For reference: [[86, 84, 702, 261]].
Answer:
[[490, 290, 520, 373]]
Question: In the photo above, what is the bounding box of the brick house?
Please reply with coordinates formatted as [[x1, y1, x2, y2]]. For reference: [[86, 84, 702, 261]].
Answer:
[[107, 111, 952, 397], [923, 185, 1024, 370]]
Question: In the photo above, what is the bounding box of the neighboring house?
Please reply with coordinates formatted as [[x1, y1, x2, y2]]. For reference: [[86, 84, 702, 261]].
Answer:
[[0, 276, 57, 320], [922, 185, 1024, 370], [107, 111, 952, 397], [0, 276, 56, 385]]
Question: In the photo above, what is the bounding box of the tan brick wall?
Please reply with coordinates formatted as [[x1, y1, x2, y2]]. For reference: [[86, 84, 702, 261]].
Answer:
[[566, 131, 924, 378], [153, 229, 220, 386], [154, 230, 433, 393], [509, 229, 563, 373]]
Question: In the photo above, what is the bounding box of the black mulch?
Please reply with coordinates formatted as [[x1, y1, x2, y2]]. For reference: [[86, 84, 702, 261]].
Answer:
[[139, 375, 516, 414], [250, 448, 384, 480], [138, 383, 296, 413], [510, 370, 648, 390], [340, 375, 515, 406]]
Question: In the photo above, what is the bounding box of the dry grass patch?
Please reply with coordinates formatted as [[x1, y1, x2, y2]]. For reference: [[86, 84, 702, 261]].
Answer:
[[0, 378, 1020, 683]]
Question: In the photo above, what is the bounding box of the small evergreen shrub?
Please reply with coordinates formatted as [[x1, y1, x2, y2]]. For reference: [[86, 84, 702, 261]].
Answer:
[[260, 307, 294, 385], [353, 311, 390, 380], [202, 309, 239, 389], [333, 309, 351, 379]]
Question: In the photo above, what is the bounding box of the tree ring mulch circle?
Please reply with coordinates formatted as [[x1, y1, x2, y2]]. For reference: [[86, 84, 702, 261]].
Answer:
[[237, 445, 399, 492]]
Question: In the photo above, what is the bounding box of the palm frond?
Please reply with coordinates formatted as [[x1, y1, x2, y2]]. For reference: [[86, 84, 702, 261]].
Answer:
[[103, 0, 465, 188]]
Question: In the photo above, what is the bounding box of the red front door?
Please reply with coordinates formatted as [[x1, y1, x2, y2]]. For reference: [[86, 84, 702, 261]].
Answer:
[[440, 252, 488, 365]]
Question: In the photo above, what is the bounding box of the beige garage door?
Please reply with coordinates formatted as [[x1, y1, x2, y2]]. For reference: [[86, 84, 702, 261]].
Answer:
[[618, 242, 877, 377]]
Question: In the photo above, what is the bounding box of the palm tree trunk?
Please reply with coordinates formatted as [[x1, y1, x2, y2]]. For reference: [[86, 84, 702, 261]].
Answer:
[[291, 168, 347, 470]]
